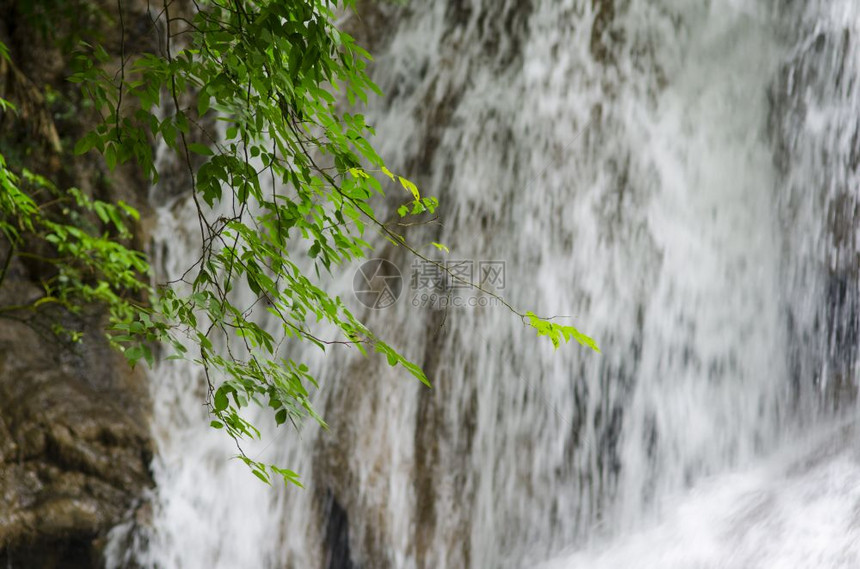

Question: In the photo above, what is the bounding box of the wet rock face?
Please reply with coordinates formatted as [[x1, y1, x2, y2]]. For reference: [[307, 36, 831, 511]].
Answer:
[[323, 490, 357, 569], [0, 264, 154, 567], [0, 0, 159, 566], [769, 14, 860, 407]]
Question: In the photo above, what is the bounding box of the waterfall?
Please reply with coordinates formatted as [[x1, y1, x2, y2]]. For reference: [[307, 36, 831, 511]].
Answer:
[[107, 0, 860, 567]]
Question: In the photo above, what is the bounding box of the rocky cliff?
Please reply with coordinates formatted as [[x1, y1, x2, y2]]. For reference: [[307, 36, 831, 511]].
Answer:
[[0, 1, 157, 566]]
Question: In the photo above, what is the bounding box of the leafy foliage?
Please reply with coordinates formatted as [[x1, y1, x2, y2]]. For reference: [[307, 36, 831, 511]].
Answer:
[[0, 49, 146, 343], [67, 0, 459, 485], [0, 152, 149, 344], [2, 1, 599, 487], [525, 311, 600, 352]]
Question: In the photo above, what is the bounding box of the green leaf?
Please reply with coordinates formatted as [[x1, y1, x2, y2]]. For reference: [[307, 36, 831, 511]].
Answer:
[[251, 469, 270, 485], [188, 142, 214, 156], [74, 132, 99, 155], [398, 176, 420, 201], [213, 388, 229, 412], [197, 91, 211, 116], [104, 142, 117, 170], [124, 345, 144, 363]]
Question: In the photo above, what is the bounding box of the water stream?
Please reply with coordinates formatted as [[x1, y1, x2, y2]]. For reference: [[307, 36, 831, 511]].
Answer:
[[108, 1, 860, 567]]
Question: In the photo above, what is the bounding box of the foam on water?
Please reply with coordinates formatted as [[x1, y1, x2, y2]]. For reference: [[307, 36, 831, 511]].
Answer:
[[541, 422, 860, 569]]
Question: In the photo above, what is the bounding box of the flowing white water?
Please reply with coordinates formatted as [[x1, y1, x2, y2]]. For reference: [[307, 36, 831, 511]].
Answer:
[[540, 419, 860, 569], [107, 0, 860, 567]]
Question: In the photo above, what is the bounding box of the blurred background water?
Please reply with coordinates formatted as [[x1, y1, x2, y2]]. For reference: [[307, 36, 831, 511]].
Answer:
[[108, 1, 860, 567]]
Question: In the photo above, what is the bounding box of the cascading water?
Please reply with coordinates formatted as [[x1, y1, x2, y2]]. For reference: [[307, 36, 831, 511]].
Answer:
[[107, 0, 860, 567]]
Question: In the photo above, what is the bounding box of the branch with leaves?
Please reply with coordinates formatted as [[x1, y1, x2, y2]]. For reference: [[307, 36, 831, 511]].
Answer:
[[0, 45, 147, 335], [46, 0, 600, 486]]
